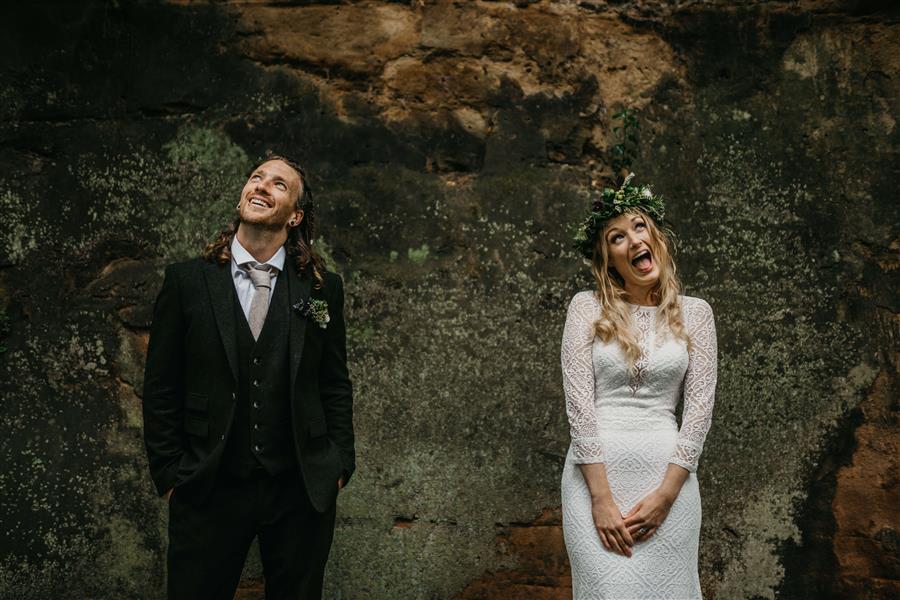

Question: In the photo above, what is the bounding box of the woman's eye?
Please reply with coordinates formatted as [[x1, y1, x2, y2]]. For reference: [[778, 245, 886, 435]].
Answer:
[[635, 222, 646, 230], [611, 234, 623, 243]]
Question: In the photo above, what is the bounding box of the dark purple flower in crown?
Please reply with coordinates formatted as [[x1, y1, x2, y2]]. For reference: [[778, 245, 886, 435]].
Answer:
[[592, 199, 606, 212]]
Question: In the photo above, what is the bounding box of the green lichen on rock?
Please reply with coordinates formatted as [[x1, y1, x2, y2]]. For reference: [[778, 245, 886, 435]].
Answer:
[[163, 125, 249, 169], [0, 306, 9, 354], [76, 125, 251, 262], [155, 128, 251, 262], [0, 314, 164, 598], [407, 243, 430, 264], [662, 132, 874, 599], [0, 189, 52, 265], [321, 167, 586, 598], [313, 236, 337, 271]]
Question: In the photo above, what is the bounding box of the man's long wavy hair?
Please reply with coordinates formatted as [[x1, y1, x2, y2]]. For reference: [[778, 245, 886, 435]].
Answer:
[[202, 154, 326, 288], [590, 208, 690, 371]]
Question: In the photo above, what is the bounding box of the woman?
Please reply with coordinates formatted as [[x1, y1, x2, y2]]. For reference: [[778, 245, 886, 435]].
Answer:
[[561, 173, 717, 599]]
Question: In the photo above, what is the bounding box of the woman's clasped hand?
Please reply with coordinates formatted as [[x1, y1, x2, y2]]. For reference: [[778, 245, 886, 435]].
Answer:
[[591, 489, 675, 557], [590, 496, 635, 557], [623, 489, 675, 544]]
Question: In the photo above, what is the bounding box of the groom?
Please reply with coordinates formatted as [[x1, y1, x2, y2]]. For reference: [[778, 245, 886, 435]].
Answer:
[[142, 155, 355, 599]]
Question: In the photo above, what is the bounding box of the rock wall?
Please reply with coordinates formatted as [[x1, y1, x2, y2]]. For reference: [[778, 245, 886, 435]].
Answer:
[[0, 1, 896, 598]]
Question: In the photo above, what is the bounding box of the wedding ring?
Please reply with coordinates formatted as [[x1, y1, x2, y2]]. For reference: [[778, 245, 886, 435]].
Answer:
[[637, 527, 647, 535]]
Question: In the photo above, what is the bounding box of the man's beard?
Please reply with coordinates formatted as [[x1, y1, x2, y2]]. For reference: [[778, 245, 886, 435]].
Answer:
[[239, 207, 287, 232]]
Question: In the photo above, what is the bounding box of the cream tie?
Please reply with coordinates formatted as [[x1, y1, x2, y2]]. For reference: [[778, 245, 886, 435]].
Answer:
[[245, 264, 275, 341]]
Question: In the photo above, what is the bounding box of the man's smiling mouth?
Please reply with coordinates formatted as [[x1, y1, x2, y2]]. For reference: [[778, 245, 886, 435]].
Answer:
[[248, 195, 272, 208]]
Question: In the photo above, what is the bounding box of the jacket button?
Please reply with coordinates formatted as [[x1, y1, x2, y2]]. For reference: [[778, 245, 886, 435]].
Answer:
[[252, 357, 261, 365], [252, 379, 261, 388], [252, 401, 260, 409], [253, 423, 260, 431], [220, 434, 225, 440], [253, 444, 261, 452], [231, 392, 236, 400]]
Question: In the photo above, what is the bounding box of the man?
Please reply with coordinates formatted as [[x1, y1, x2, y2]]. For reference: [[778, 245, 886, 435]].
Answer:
[[142, 155, 355, 599]]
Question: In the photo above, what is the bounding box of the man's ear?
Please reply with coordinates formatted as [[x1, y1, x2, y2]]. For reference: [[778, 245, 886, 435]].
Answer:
[[289, 209, 304, 228]]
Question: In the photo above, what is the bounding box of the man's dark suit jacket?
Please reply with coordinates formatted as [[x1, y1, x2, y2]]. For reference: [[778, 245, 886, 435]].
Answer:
[[142, 255, 355, 513]]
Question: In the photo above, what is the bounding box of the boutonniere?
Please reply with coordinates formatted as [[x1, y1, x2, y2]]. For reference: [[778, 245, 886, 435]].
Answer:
[[292, 298, 330, 329]]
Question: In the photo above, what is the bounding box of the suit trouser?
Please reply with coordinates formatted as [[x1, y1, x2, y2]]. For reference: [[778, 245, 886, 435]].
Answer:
[[166, 468, 336, 600]]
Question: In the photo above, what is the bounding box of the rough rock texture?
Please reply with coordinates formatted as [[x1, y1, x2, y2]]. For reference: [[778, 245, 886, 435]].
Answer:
[[831, 369, 899, 598], [0, 1, 897, 598]]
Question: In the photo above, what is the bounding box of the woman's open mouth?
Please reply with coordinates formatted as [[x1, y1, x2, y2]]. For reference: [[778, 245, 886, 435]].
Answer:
[[631, 249, 654, 274]]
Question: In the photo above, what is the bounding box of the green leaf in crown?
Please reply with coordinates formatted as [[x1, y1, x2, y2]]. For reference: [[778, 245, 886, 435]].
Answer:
[[572, 172, 669, 260]]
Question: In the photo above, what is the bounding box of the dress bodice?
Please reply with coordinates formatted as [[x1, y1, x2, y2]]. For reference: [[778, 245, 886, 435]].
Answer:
[[561, 291, 718, 472], [591, 303, 689, 430]]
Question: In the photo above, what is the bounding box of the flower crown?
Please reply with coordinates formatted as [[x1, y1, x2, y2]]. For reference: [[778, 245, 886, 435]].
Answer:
[[572, 172, 667, 259]]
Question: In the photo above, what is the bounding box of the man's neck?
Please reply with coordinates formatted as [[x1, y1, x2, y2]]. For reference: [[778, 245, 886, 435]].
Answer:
[[235, 224, 287, 264]]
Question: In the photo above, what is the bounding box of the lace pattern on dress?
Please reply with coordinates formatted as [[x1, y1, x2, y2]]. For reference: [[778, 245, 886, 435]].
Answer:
[[628, 307, 653, 396], [561, 293, 717, 472], [669, 297, 718, 472], [560, 292, 604, 464]]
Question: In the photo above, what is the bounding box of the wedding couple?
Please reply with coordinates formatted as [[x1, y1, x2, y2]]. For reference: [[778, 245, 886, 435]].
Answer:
[[143, 156, 717, 600]]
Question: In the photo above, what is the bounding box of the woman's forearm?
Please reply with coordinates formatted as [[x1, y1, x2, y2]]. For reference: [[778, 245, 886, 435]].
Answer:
[[578, 463, 615, 503], [658, 463, 690, 503]]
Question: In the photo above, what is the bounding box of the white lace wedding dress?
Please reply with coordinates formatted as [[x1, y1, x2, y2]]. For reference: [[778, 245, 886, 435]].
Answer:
[[560, 292, 717, 600]]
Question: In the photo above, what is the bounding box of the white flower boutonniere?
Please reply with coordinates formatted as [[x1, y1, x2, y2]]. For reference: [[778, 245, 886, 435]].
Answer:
[[292, 299, 330, 329]]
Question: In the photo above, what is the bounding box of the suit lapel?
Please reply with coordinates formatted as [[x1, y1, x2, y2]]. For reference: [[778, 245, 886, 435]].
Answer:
[[287, 261, 312, 393], [203, 259, 239, 384]]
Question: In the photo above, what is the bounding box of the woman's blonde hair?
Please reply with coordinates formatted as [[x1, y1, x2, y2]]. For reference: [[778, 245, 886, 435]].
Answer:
[[590, 208, 690, 370]]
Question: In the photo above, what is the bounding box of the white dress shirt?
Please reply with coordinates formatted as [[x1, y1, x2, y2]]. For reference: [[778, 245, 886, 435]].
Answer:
[[230, 235, 286, 323]]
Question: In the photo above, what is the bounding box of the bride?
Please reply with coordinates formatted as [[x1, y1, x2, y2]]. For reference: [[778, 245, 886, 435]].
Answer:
[[560, 173, 718, 599]]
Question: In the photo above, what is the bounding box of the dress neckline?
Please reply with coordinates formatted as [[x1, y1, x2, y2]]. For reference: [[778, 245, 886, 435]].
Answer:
[[626, 302, 659, 311]]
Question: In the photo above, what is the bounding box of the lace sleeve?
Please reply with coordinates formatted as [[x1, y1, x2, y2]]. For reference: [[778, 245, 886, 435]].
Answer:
[[670, 297, 718, 473], [561, 292, 603, 464]]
